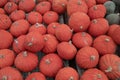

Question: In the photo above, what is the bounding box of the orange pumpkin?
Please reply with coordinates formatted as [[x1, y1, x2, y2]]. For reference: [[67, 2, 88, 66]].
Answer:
[[67, 0, 88, 16], [42, 34, 59, 54], [68, 12, 90, 32], [14, 51, 38, 72], [35, 1, 51, 15], [99, 54, 120, 79], [10, 10, 25, 21], [93, 35, 117, 55], [39, 53, 63, 77], [0, 49, 15, 68], [76, 46, 99, 69], [80, 68, 108, 80], [88, 4, 106, 19], [29, 23, 46, 35], [0, 67, 23, 80], [72, 32, 93, 48]]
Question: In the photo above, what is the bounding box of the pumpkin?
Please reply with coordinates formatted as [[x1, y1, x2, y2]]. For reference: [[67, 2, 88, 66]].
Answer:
[[80, 68, 108, 80], [0, 8, 5, 14], [29, 23, 46, 35], [43, 11, 59, 24], [4, 2, 18, 14], [42, 34, 59, 54], [67, 0, 88, 16], [82, 0, 96, 8], [105, 13, 120, 25], [0, 30, 13, 49], [99, 54, 120, 79], [76, 46, 99, 69], [0, 67, 23, 80], [10, 19, 30, 37], [110, 27, 120, 45], [35, 1, 51, 15], [10, 10, 25, 21], [55, 24, 72, 42], [24, 31, 45, 52], [72, 32, 93, 48], [88, 18, 109, 37], [25, 72, 46, 80], [107, 24, 119, 36], [27, 11, 43, 24], [47, 22, 60, 35], [0, 49, 15, 68], [104, 1, 116, 14], [88, 4, 106, 19], [93, 35, 117, 55], [68, 12, 90, 32], [39, 53, 63, 77], [19, 0, 36, 12], [96, 0, 109, 4], [0, 0, 7, 7], [57, 41, 77, 60], [55, 67, 79, 80], [0, 14, 12, 30], [14, 51, 38, 72], [12, 35, 26, 54], [52, 0, 68, 14], [9, 0, 20, 4]]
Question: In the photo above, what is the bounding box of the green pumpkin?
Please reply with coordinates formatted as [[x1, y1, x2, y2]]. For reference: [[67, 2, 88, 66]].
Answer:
[[104, 1, 116, 14], [106, 13, 120, 25]]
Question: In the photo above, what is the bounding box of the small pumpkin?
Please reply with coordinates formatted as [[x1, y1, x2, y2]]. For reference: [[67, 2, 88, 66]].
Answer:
[[72, 32, 93, 48], [10, 19, 30, 37], [76, 46, 99, 69], [47, 22, 60, 35], [0, 30, 13, 49], [27, 11, 43, 24], [39, 53, 63, 77], [12, 35, 26, 54], [80, 68, 108, 80], [88, 4, 106, 19], [0, 49, 15, 68], [52, 0, 68, 14], [55, 24, 72, 42], [4, 2, 18, 14], [0, 14, 12, 30], [68, 12, 90, 32], [0, 67, 23, 80], [67, 0, 88, 16], [99, 54, 120, 79], [88, 18, 109, 37], [19, 0, 36, 12], [42, 34, 59, 54], [25, 72, 46, 80], [10, 10, 25, 21], [57, 41, 77, 60], [24, 31, 45, 52], [14, 51, 38, 72], [35, 1, 51, 15], [93, 35, 117, 55], [43, 11, 59, 24], [55, 67, 79, 80], [29, 23, 46, 35]]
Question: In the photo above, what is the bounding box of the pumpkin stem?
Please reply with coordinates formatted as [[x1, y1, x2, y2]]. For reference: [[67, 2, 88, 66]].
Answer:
[[0, 55, 4, 59], [45, 59, 51, 64], [27, 42, 33, 46], [92, 19, 97, 24], [44, 37, 48, 41], [31, 78, 36, 80], [69, 40, 72, 45], [81, 32, 86, 37], [93, 6, 97, 10], [79, 26, 83, 30], [23, 51, 28, 57], [8, 3, 12, 9], [69, 76, 74, 80], [52, 25, 56, 29], [105, 66, 112, 72], [14, 39, 18, 44], [90, 55, 96, 61], [70, 29, 74, 33], [2, 76, 7, 80], [77, 0, 81, 5], [97, 74, 102, 79], [105, 38, 110, 42], [62, 3, 65, 7], [35, 23, 42, 28]]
